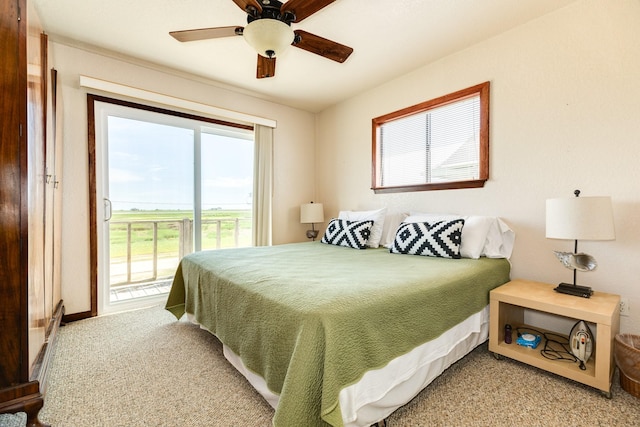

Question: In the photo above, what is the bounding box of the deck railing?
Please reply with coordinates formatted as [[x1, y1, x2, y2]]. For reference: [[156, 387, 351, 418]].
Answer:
[[109, 217, 251, 286]]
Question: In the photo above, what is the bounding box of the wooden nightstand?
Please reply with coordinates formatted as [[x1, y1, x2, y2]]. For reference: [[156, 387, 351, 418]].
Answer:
[[489, 279, 621, 397]]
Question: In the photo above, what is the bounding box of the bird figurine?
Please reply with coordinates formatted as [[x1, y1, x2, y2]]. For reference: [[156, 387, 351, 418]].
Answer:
[[553, 251, 597, 272]]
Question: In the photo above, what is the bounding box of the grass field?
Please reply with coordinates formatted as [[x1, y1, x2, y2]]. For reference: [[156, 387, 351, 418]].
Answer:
[[109, 210, 251, 284]]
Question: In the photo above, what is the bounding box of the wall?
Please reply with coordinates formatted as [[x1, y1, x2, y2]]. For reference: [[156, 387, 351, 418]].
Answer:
[[50, 42, 316, 315], [316, 0, 640, 333]]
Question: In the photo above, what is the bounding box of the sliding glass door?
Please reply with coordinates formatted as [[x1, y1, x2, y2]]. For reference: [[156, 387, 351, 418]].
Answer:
[[95, 101, 253, 314], [200, 128, 254, 250]]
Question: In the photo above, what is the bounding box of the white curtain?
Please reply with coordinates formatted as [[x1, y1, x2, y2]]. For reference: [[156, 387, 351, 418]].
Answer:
[[252, 124, 273, 246]]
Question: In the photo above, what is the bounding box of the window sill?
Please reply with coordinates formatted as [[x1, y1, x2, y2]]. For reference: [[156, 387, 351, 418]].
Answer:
[[372, 179, 487, 194]]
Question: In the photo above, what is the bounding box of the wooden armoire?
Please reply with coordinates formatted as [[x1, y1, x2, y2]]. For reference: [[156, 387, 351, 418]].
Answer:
[[0, 0, 64, 426]]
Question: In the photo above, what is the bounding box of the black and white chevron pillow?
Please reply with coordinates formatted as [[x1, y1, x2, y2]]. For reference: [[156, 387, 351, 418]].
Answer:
[[390, 219, 465, 258], [321, 219, 374, 249]]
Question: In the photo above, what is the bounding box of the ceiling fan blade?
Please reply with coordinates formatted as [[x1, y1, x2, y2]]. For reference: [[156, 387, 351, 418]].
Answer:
[[257, 55, 276, 79], [170, 26, 243, 42], [232, 0, 262, 14], [293, 30, 353, 63], [282, 0, 335, 23]]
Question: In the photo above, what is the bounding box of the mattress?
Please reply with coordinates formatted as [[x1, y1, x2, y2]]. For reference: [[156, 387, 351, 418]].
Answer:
[[166, 241, 510, 426], [220, 305, 491, 426]]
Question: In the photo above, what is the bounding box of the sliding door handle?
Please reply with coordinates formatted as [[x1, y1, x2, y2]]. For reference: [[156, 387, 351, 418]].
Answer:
[[104, 198, 112, 222]]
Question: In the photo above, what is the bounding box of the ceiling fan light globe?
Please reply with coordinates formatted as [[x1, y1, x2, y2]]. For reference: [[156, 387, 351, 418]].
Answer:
[[243, 19, 294, 58]]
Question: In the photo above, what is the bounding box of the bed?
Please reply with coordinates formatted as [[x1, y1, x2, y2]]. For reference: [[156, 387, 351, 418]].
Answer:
[[165, 213, 513, 427]]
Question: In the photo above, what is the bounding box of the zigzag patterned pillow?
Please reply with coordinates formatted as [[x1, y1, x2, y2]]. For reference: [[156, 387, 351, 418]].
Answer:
[[321, 218, 374, 249], [390, 219, 465, 258]]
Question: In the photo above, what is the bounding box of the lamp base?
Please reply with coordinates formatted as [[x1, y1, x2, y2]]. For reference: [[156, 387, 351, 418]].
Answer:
[[306, 229, 319, 240], [554, 282, 593, 298]]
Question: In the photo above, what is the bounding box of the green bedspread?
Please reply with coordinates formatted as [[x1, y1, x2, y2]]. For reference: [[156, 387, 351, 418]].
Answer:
[[165, 241, 510, 426]]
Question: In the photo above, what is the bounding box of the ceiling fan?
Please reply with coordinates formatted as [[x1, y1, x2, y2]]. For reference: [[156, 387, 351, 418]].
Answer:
[[170, 0, 353, 79]]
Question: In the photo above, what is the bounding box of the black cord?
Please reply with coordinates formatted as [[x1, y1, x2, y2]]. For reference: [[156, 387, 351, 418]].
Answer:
[[541, 333, 577, 363], [515, 327, 577, 363]]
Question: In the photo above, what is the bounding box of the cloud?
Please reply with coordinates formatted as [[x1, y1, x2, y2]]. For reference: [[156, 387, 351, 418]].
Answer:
[[203, 177, 252, 189], [109, 168, 145, 183]]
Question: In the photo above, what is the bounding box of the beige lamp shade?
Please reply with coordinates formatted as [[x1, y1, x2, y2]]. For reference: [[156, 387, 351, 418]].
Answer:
[[546, 196, 615, 241], [243, 19, 294, 58], [300, 203, 324, 224]]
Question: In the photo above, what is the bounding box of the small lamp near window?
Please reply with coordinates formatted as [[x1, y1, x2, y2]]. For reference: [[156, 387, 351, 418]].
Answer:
[[545, 190, 615, 298], [300, 202, 324, 241]]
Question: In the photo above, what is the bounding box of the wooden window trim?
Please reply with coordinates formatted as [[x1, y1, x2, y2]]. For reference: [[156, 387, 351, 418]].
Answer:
[[371, 81, 490, 193]]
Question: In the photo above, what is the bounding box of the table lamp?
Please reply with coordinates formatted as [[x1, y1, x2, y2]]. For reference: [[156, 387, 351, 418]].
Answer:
[[545, 190, 615, 297], [300, 202, 324, 240]]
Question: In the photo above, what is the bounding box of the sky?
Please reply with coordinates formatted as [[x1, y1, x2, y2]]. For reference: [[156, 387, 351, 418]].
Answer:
[[107, 116, 254, 212]]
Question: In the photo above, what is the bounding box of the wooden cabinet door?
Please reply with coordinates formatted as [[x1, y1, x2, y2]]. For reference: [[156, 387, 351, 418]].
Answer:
[[0, 0, 28, 387], [48, 68, 63, 317], [26, 5, 47, 373], [1, 2, 63, 424]]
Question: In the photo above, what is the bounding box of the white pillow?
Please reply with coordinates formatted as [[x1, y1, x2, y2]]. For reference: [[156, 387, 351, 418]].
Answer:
[[339, 208, 387, 248], [380, 212, 408, 248], [482, 218, 515, 259], [459, 216, 495, 259], [406, 213, 513, 259]]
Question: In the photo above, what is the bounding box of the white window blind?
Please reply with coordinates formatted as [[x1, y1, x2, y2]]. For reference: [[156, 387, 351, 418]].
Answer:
[[379, 95, 480, 187]]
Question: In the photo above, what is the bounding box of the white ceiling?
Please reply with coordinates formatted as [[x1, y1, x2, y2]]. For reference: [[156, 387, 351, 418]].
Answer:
[[34, 0, 576, 112]]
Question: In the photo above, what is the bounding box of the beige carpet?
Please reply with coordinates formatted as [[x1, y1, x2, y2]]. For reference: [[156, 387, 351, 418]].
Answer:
[[40, 305, 639, 426]]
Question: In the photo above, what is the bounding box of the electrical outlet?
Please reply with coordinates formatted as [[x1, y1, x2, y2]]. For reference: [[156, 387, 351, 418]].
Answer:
[[620, 297, 630, 317]]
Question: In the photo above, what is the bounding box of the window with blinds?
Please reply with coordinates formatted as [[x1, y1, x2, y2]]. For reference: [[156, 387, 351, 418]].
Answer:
[[372, 82, 490, 193]]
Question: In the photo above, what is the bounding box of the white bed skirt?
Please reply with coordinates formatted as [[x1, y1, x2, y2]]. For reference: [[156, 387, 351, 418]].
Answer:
[[209, 305, 490, 427]]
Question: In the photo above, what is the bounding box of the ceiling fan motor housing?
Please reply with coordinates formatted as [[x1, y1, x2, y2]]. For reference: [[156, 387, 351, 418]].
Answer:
[[247, 0, 295, 25]]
